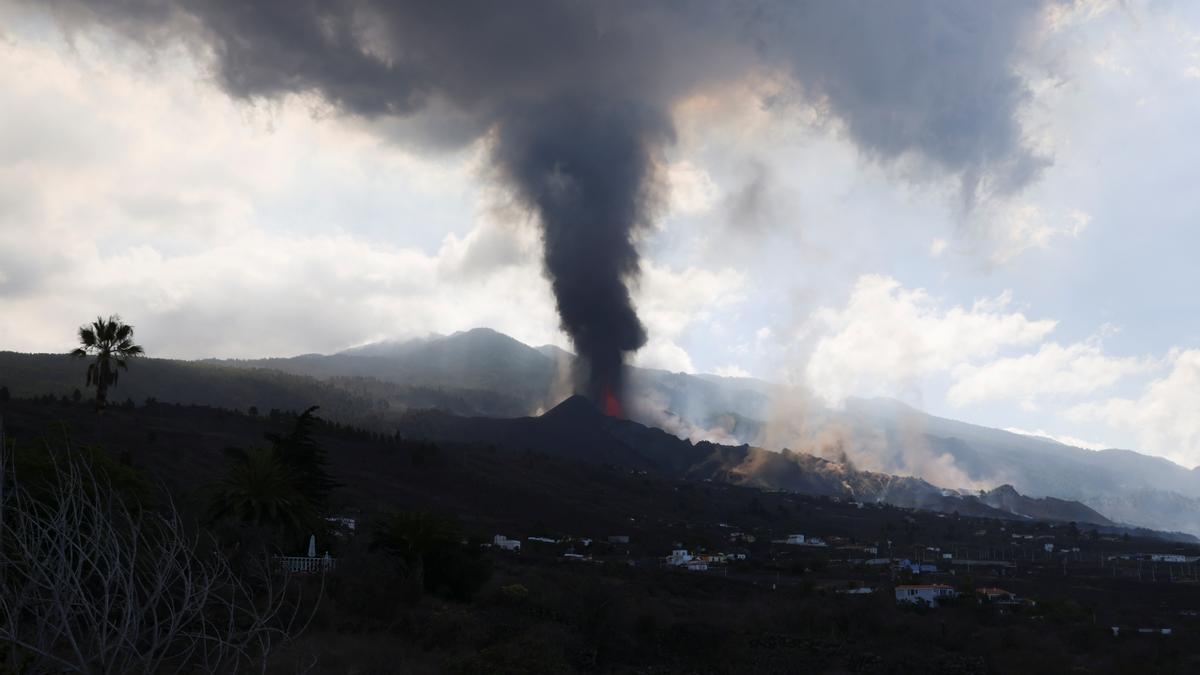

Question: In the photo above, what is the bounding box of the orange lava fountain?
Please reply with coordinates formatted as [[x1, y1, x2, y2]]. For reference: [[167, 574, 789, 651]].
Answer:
[[601, 384, 623, 418]]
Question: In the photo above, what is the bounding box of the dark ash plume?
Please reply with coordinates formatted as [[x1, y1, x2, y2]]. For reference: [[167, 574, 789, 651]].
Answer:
[[493, 98, 673, 401], [29, 0, 1055, 399]]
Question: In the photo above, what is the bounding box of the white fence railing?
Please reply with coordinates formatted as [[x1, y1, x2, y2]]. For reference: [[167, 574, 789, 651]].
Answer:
[[273, 555, 336, 574]]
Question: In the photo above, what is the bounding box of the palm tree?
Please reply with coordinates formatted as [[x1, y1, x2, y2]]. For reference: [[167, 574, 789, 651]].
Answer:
[[70, 315, 144, 410], [266, 406, 340, 507], [207, 447, 317, 539], [371, 511, 465, 592]]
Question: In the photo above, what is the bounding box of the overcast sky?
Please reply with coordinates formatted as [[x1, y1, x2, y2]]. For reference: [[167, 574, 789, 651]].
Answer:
[[2, 1, 1200, 466]]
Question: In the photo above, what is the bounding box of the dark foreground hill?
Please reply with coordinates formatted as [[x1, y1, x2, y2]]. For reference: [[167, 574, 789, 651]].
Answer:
[[6, 396, 1200, 673], [7, 327, 1200, 535], [0, 395, 1117, 551], [394, 395, 1117, 529], [1, 395, 1177, 543]]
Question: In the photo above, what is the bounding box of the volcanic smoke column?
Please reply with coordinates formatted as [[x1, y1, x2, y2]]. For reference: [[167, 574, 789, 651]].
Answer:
[[28, 0, 1053, 417], [493, 99, 673, 413]]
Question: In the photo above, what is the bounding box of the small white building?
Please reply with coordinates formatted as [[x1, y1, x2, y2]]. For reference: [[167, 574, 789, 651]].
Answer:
[[686, 560, 709, 572], [667, 549, 693, 566], [895, 584, 957, 607], [493, 535, 521, 552], [785, 534, 806, 545], [325, 516, 357, 533]]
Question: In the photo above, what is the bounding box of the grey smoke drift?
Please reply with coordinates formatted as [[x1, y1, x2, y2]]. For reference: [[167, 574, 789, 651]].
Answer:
[[33, 0, 1052, 400]]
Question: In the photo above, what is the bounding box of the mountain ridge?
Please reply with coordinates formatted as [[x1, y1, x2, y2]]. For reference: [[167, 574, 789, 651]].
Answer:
[[391, 394, 1116, 529], [5, 327, 1200, 534]]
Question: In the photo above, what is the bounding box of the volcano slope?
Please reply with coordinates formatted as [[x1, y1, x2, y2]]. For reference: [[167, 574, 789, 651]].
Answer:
[[0, 393, 1162, 542], [393, 395, 1115, 528]]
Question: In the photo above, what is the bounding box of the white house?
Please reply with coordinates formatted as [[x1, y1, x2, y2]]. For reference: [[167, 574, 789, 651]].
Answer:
[[685, 560, 709, 572], [895, 584, 957, 607], [275, 552, 336, 574], [325, 516, 357, 533], [784, 534, 806, 545], [667, 549, 693, 566], [493, 535, 521, 552]]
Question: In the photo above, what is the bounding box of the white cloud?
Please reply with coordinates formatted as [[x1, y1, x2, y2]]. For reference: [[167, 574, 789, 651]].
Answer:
[[1042, 0, 1116, 33], [666, 160, 719, 217], [633, 339, 696, 374], [803, 275, 1056, 403], [637, 263, 744, 336], [948, 340, 1154, 407], [1003, 427, 1110, 451], [1167, 18, 1200, 79], [1066, 349, 1200, 467], [0, 30, 546, 357], [713, 364, 750, 378], [0, 222, 565, 358], [974, 203, 1090, 265], [0, 31, 478, 247], [630, 262, 745, 372]]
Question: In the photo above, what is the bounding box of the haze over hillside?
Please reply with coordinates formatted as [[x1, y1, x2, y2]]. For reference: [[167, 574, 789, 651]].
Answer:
[[6, 327, 1200, 535], [391, 393, 1125, 533]]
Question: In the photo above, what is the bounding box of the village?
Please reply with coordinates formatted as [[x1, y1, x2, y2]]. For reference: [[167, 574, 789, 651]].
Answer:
[[493, 514, 1200, 637], [280, 491, 1200, 641]]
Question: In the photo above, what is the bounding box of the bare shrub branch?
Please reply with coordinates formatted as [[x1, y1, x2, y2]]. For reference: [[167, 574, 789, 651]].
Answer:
[[0, 436, 320, 673]]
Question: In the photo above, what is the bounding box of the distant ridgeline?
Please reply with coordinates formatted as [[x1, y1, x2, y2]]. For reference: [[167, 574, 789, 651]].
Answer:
[[6, 327, 1200, 538], [388, 395, 1192, 541]]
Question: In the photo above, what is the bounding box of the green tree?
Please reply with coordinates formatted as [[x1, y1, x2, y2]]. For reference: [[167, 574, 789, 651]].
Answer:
[[266, 406, 340, 507], [372, 511, 490, 601], [207, 446, 316, 539], [206, 407, 342, 547], [69, 315, 144, 410]]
